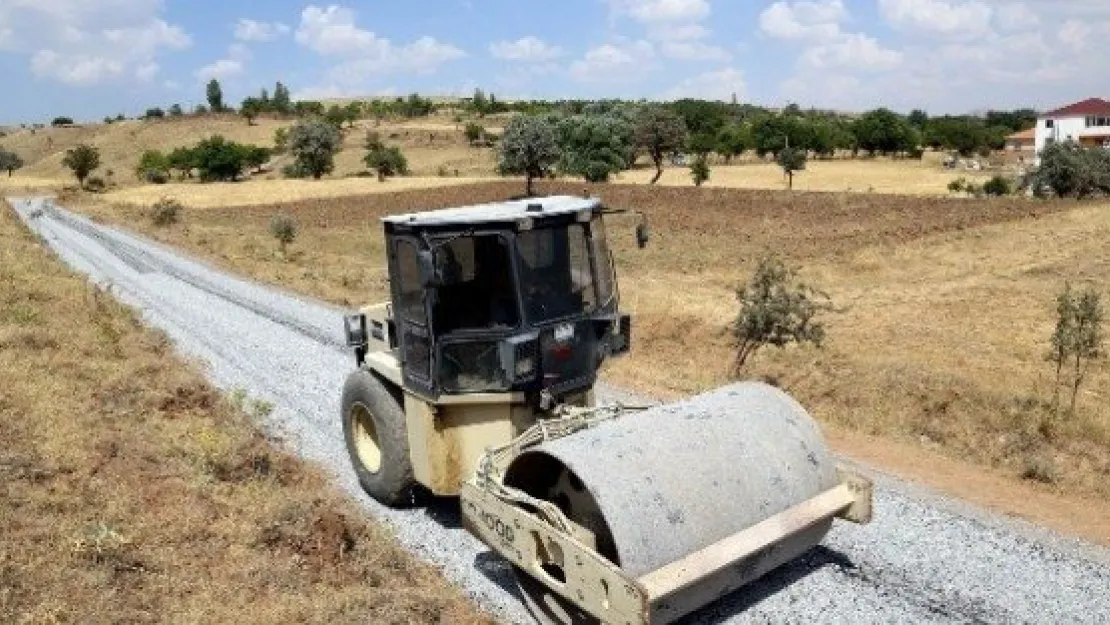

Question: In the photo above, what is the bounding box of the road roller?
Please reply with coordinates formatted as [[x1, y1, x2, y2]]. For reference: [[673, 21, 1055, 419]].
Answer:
[[339, 194, 873, 624]]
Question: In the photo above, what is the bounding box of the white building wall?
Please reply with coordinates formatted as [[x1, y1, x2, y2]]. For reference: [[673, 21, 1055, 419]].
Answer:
[[1034, 116, 1089, 164]]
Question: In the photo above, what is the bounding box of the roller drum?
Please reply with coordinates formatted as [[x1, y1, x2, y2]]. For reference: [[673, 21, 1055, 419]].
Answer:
[[505, 381, 839, 621]]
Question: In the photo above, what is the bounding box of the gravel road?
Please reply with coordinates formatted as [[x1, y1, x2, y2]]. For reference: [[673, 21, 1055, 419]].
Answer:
[[9, 197, 1110, 624]]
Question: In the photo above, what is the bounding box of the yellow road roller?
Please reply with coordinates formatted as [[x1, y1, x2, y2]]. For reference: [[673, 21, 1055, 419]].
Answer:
[[339, 194, 873, 624]]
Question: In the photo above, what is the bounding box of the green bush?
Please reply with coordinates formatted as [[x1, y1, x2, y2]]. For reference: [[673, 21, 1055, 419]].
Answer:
[[364, 145, 409, 181], [983, 175, 1012, 197], [690, 154, 710, 187], [731, 252, 833, 374], [270, 213, 298, 252], [282, 162, 309, 179]]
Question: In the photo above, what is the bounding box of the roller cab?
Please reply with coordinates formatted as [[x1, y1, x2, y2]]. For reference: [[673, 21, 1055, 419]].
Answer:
[[340, 195, 642, 504]]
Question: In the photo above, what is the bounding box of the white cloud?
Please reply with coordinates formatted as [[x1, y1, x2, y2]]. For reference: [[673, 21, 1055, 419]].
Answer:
[[234, 18, 290, 42], [801, 33, 903, 71], [0, 1, 190, 86], [295, 5, 464, 75], [607, 0, 710, 23], [662, 67, 746, 101], [878, 0, 993, 37], [759, 1, 846, 40], [194, 59, 244, 82], [31, 51, 123, 86], [194, 43, 251, 83], [490, 36, 564, 62], [569, 40, 655, 84], [606, 0, 723, 60]]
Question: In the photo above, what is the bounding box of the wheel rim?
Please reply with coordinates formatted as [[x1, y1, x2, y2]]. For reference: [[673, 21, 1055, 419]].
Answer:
[[348, 402, 382, 473], [513, 566, 599, 625]]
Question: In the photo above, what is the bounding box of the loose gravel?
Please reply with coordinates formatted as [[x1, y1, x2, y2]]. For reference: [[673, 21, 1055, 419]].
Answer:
[[9, 197, 1110, 625]]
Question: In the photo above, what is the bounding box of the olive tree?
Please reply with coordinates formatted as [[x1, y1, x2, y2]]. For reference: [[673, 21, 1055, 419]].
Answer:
[[1048, 282, 1105, 413], [62, 144, 100, 188], [288, 119, 342, 179], [634, 105, 688, 184], [777, 147, 807, 190], [498, 114, 559, 196], [555, 114, 634, 183], [0, 148, 24, 177], [731, 253, 833, 374]]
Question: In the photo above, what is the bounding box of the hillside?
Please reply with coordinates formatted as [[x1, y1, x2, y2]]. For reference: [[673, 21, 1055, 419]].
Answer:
[[0, 113, 499, 186]]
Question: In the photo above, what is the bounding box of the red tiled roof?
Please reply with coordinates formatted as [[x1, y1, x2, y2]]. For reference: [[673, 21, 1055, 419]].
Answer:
[[1041, 98, 1110, 118]]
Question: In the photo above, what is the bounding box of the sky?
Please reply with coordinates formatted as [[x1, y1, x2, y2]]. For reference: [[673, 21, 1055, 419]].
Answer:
[[2, 0, 1109, 124]]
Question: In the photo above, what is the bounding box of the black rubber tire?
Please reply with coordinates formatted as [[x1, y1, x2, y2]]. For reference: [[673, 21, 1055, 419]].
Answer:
[[340, 369, 417, 508]]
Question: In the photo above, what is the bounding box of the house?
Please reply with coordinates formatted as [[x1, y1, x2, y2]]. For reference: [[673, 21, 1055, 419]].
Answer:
[[1005, 128, 1035, 152], [1035, 97, 1110, 163]]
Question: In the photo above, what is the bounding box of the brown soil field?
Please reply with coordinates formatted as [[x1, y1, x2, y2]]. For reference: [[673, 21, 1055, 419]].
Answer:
[[614, 159, 992, 195], [75, 181, 1110, 546], [0, 205, 489, 623]]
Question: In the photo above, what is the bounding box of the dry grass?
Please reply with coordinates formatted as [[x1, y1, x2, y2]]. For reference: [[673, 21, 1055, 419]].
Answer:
[[0, 114, 499, 190], [73, 181, 1110, 509], [104, 176, 499, 209], [0, 205, 490, 624], [614, 159, 993, 195], [0, 174, 65, 192]]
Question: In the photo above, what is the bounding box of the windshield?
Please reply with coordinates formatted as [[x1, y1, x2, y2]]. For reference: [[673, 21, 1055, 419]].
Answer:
[[431, 234, 520, 334], [516, 224, 597, 323]]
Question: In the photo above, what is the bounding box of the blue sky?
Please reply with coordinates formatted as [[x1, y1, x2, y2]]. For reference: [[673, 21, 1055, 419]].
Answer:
[[2, 1, 1109, 124]]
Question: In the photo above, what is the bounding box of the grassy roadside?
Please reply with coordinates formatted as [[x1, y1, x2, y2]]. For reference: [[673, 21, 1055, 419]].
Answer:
[[0, 205, 490, 623], [70, 180, 1110, 543]]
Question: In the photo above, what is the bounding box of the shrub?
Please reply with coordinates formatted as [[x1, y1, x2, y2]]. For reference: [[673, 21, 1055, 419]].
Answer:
[[1048, 282, 1104, 413], [730, 252, 833, 374], [270, 213, 298, 252], [947, 177, 967, 194], [437, 165, 450, 177], [192, 135, 249, 182], [983, 175, 1012, 197], [143, 169, 170, 184], [282, 162, 309, 179], [144, 108, 165, 119], [288, 120, 342, 179], [464, 122, 486, 146], [364, 146, 409, 181], [150, 197, 182, 226], [1025, 139, 1110, 198], [1020, 455, 1058, 484], [135, 149, 170, 180], [690, 154, 710, 187], [63, 144, 100, 187], [84, 176, 107, 193], [777, 147, 807, 189], [51, 116, 74, 127]]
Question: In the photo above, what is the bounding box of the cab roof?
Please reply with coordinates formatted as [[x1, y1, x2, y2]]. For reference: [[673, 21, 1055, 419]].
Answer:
[[382, 194, 601, 228]]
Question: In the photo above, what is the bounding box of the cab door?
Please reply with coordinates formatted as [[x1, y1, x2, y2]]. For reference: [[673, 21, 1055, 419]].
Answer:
[[387, 236, 435, 397]]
